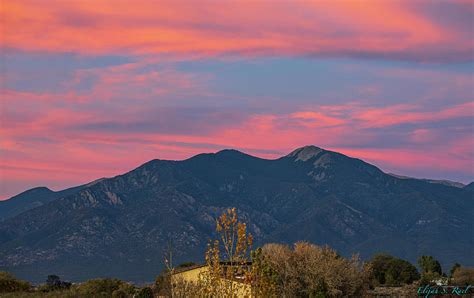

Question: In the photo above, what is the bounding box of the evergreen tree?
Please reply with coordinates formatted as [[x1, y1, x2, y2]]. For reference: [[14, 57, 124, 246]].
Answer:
[[418, 255, 442, 275]]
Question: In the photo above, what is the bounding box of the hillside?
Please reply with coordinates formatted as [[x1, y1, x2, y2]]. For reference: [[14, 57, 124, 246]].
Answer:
[[0, 179, 106, 221], [0, 146, 472, 283]]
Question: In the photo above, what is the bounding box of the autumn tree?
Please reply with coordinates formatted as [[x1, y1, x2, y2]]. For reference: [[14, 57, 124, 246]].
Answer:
[[199, 208, 253, 297], [215, 207, 253, 265]]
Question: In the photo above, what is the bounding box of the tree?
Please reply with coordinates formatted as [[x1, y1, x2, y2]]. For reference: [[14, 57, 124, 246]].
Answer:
[[46, 275, 60, 287], [199, 207, 253, 297], [370, 254, 419, 286], [418, 255, 443, 285], [450, 263, 461, 277], [45, 274, 71, 291], [418, 255, 442, 275], [215, 208, 253, 264]]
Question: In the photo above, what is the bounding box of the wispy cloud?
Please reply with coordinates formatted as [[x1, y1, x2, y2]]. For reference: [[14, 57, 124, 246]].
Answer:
[[3, 0, 473, 62]]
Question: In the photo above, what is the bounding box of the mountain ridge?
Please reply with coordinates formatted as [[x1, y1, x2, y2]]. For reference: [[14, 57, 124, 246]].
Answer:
[[1, 146, 472, 283], [0, 178, 107, 221]]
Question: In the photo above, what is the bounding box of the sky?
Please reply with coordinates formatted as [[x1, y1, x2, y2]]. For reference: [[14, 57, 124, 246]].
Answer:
[[1, 0, 473, 199]]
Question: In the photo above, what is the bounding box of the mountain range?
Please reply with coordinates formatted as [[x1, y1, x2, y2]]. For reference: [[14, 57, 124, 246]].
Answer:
[[0, 146, 472, 283]]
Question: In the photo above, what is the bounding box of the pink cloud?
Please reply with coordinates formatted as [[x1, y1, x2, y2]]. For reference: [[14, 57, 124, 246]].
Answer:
[[3, 0, 472, 62], [1, 56, 473, 199], [353, 102, 473, 128]]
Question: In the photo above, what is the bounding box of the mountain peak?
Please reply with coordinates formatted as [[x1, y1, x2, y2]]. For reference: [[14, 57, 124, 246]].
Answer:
[[217, 148, 242, 154], [215, 149, 248, 157], [14, 186, 54, 198], [287, 145, 324, 161]]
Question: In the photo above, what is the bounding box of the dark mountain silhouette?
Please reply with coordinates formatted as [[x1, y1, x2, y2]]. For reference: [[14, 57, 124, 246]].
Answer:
[[0, 146, 472, 283]]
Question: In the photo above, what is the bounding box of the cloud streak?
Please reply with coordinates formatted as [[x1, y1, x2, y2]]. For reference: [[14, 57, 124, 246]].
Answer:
[[3, 0, 473, 62]]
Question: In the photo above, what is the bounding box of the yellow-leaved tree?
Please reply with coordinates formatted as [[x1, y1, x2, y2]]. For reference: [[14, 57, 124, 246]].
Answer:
[[199, 207, 253, 297]]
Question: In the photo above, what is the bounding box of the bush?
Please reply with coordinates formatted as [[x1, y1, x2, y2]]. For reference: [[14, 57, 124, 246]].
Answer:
[[450, 263, 461, 277], [111, 289, 128, 298], [136, 287, 154, 298], [451, 267, 474, 286], [155, 271, 172, 296], [0, 271, 30, 293], [75, 278, 134, 297]]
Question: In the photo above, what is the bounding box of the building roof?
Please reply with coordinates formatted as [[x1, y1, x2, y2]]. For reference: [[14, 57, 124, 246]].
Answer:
[[173, 264, 207, 274], [172, 261, 252, 274]]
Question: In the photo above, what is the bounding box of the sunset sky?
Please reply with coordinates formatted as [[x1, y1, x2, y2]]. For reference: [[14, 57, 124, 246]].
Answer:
[[1, 0, 473, 199]]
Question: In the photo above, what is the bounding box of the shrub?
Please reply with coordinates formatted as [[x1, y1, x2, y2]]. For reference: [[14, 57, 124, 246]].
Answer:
[[450, 263, 461, 277], [155, 271, 172, 296], [419, 271, 443, 286], [136, 287, 154, 298], [76, 278, 133, 297], [451, 267, 474, 286], [111, 289, 128, 298], [0, 271, 30, 293]]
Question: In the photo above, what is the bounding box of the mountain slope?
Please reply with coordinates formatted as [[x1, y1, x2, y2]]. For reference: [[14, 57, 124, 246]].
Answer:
[[0, 182, 94, 221], [0, 187, 56, 221], [388, 173, 466, 188], [0, 179, 106, 221], [0, 146, 472, 283], [464, 182, 474, 191]]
